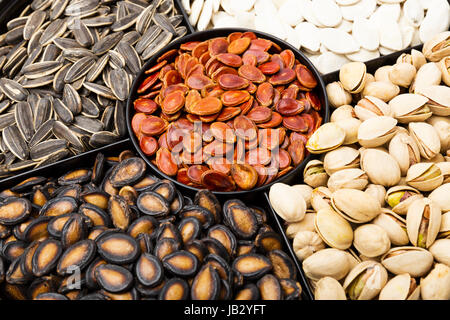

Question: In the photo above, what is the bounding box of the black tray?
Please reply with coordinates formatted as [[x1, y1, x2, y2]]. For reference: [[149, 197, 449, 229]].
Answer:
[[0, 139, 313, 300], [126, 27, 330, 201], [0, 0, 193, 184]]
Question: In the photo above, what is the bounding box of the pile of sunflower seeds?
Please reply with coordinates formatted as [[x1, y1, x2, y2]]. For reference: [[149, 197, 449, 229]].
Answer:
[[0, 0, 187, 178]]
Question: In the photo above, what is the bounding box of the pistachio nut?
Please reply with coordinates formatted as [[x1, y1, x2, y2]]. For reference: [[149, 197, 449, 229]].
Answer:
[[311, 187, 332, 213], [388, 63, 417, 87], [436, 163, 450, 184], [326, 81, 352, 108], [374, 65, 393, 83], [381, 246, 433, 277], [420, 263, 450, 300], [343, 261, 388, 300], [339, 61, 367, 94], [354, 96, 393, 121], [379, 274, 420, 300], [388, 132, 421, 176], [335, 117, 361, 145], [417, 85, 450, 116], [364, 184, 386, 207], [389, 93, 432, 123], [406, 162, 444, 192], [353, 224, 391, 258], [365, 73, 375, 86], [314, 207, 353, 250], [362, 81, 400, 102], [327, 168, 368, 192], [422, 31, 450, 62], [293, 231, 325, 261], [302, 248, 350, 281], [411, 49, 427, 70], [331, 188, 381, 223], [372, 209, 409, 246], [396, 53, 413, 65], [410, 62, 442, 93], [360, 148, 401, 187], [408, 122, 441, 160], [306, 123, 346, 154], [429, 239, 450, 266], [314, 277, 346, 300], [426, 116, 450, 152], [286, 213, 316, 238], [330, 104, 357, 122], [269, 183, 306, 223], [385, 185, 423, 215], [303, 160, 328, 188], [440, 212, 450, 239], [429, 183, 450, 212], [291, 184, 313, 209], [323, 146, 360, 176], [438, 56, 450, 86], [424, 153, 446, 163], [407, 197, 442, 249], [357, 116, 398, 148]]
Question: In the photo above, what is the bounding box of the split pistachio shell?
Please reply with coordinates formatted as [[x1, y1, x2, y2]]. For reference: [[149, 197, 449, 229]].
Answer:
[[420, 263, 450, 300], [372, 209, 409, 246], [343, 261, 388, 300], [429, 239, 450, 266], [311, 187, 333, 212], [353, 224, 391, 257], [314, 207, 353, 250], [326, 81, 352, 108], [417, 85, 450, 116], [360, 148, 401, 187], [388, 132, 421, 176], [411, 62, 442, 93], [408, 122, 441, 160], [339, 62, 367, 94], [385, 185, 423, 215], [302, 248, 350, 281], [357, 116, 398, 147], [330, 105, 356, 122], [327, 168, 368, 192], [331, 188, 381, 223], [381, 246, 434, 277], [389, 93, 432, 123], [426, 116, 450, 152], [354, 96, 392, 121], [429, 183, 450, 212], [422, 31, 450, 62], [286, 213, 316, 238], [364, 184, 386, 207], [436, 162, 450, 184], [362, 81, 400, 102], [303, 160, 329, 188], [379, 273, 421, 300], [406, 197, 441, 249], [291, 185, 313, 209], [389, 63, 417, 87], [293, 231, 325, 261], [438, 56, 450, 86], [306, 123, 346, 154], [406, 162, 444, 192], [314, 277, 346, 300], [323, 146, 360, 175], [269, 183, 306, 223], [335, 117, 361, 145]]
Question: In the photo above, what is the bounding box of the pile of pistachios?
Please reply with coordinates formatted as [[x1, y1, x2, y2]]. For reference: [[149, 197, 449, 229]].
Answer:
[[269, 31, 450, 300]]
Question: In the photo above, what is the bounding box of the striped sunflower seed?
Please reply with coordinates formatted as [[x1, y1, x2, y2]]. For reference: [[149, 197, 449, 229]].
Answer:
[[117, 41, 141, 74], [52, 98, 73, 124], [39, 19, 68, 46], [65, 0, 100, 16], [92, 31, 123, 55], [63, 84, 82, 115], [23, 10, 47, 40], [64, 56, 96, 83], [142, 30, 172, 60], [29, 119, 55, 147], [82, 82, 116, 100], [3, 125, 29, 160], [30, 138, 68, 161], [0, 78, 28, 101], [15, 101, 35, 142], [85, 54, 109, 82], [22, 61, 63, 79], [73, 115, 104, 134], [52, 120, 84, 150], [89, 131, 119, 148], [110, 68, 129, 101], [50, 0, 69, 20], [34, 96, 52, 130], [0, 113, 15, 131]]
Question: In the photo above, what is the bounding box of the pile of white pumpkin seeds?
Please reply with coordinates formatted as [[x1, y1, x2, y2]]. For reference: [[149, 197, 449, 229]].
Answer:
[[0, 0, 187, 178]]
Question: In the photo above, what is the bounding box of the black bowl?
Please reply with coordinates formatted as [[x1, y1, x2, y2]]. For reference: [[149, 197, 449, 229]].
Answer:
[[126, 28, 329, 200]]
